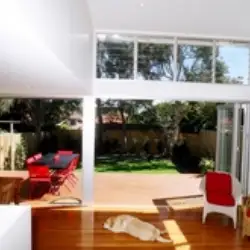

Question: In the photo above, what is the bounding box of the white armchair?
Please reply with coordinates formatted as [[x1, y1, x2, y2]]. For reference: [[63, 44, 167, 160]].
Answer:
[[199, 171, 242, 229]]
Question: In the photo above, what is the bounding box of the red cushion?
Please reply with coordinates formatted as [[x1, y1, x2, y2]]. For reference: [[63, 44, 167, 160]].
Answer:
[[207, 193, 235, 206], [206, 172, 232, 194]]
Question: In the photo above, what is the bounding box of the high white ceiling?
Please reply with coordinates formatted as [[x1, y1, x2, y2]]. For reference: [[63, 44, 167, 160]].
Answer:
[[87, 0, 250, 40]]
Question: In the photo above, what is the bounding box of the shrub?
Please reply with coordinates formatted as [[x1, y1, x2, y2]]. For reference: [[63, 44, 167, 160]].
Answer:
[[4, 136, 27, 170], [15, 137, 27, 170], [199, 157, 215, 174]]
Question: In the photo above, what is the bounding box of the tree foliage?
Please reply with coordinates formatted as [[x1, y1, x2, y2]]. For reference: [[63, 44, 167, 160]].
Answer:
[[0, 99, 13, 115], [9, 99, 81, 130]]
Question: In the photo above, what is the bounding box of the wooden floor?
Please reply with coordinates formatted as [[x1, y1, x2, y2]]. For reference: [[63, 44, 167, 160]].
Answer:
[[32, 206, 250, 250]]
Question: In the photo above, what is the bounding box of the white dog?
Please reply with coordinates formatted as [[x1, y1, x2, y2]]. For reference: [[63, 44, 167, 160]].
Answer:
[[103, 214, 172, 243]]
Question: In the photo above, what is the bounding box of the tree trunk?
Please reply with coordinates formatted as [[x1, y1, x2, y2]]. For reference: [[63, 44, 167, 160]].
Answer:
[[35, 124, 42, 152], [119, 108, 127, 154], [96, 98, 104, 155], [32, 100, 44, 152], [163, 125, 180, 158]]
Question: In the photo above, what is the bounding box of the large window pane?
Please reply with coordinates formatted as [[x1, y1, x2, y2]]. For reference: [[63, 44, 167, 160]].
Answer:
[[216, 43, 249, 84], [96, 34, 134, 79], [177, 42, 213, 82], [137, 42, 174, 80]]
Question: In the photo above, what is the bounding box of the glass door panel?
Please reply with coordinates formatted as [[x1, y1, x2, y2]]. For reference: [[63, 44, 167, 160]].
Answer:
[[216, 104, 234, 173]]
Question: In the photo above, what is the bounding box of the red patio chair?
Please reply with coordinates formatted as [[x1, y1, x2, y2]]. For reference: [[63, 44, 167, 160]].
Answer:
[[26, 156, 35, 165], [34, 153, 42, 160], [57, 150, 73, 155], [28, 165, 54, 199], [68, 156, 80, 182], [51, 156, 79, 192], [51, 165, 72, 193]]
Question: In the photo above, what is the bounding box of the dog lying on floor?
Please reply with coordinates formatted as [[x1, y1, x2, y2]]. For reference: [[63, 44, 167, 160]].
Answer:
[[103, 214, 172, 243]]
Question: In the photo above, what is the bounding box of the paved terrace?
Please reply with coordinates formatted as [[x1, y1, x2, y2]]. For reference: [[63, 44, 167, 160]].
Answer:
[[0, 171, 203, 207]]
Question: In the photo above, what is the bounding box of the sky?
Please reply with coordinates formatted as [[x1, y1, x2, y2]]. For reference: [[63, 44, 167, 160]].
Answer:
[[219, 46, 249, 84]]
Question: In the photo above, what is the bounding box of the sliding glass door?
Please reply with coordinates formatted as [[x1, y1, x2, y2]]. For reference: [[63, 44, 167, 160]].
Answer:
[[216, 103, 249, 195], [216, 104, 234, 173]]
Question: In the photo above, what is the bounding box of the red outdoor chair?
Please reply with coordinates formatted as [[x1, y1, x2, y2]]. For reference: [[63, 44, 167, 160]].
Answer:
[[28, 165, 54, 199], [34, 153, 42, 160], [52, 156, 79, 193], [200, 171, 242, 228], [57, 150, 73, 155], [26, 156, 35, 165], [51, 166, 72, 194], [26, 153, 42, 165], [68, 156, 80, 182]]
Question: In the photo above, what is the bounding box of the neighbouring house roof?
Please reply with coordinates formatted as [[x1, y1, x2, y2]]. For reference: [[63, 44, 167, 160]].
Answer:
[[68, 112, 127, 124], [58, 111, 128, 129], [101, 113, 128, 124]]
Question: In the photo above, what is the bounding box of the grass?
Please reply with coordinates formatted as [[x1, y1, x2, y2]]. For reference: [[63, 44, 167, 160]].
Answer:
[[94, 155, 178, 174]]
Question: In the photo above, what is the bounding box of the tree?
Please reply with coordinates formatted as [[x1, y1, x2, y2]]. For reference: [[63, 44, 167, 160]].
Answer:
[[180, 102, 218, 132], [102, 99, 154, 152], [96, 98, 104, 154], [151, 102, 190, 156], [10, 99, 81, 149], [0, 99, 13, 115]]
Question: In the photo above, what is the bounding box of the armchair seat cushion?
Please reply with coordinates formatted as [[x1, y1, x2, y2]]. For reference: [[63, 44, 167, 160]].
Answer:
[[207, 192, 235, 206]]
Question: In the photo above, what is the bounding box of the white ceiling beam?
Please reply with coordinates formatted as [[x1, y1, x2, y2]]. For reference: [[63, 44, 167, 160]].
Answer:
[[94, 79, 250, 103]]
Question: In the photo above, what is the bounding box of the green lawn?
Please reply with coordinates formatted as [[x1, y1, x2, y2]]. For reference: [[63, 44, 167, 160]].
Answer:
[[94, 156, 178, 174]]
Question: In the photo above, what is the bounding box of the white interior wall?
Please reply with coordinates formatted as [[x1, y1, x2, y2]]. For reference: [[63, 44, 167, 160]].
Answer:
[[0, 0, 93, 97], [0, 205, 31, 250]]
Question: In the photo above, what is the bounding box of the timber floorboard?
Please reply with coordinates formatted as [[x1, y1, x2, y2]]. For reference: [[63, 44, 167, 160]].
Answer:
[[32, 206, 250, 250]]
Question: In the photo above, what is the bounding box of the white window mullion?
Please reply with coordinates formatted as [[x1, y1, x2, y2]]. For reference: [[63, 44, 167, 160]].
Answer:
[[212, 40, 216, 83], [133, 38, 138, 79], [173, 37, 178, 81]]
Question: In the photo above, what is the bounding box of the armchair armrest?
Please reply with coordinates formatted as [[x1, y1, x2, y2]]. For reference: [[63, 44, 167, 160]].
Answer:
[[232, 176, 242, 200], [199, 176, 206, 193]]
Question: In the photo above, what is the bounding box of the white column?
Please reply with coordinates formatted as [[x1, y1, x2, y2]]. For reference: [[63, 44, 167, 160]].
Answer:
[[245, 104, 250, 195], [82, 96, 96, 206], [241, 104, 250, 195]]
